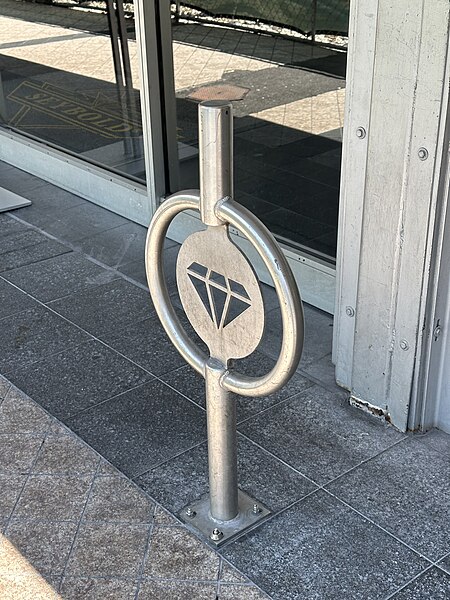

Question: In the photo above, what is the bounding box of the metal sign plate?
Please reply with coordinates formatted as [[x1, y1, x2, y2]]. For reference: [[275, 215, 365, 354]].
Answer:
[[176, 226, 264, 363]]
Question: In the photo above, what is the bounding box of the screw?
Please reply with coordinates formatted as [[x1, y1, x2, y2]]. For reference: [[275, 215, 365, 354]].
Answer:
[[356, 127, 366, 139], [185, 507, 196, 518], [418, 147, 429, 161], [399, 339, 409, 351], [210, 528, 223, 541], [433, 325, 441, 341], [345, 306, 355, 317], [252, 503, 262, 514]]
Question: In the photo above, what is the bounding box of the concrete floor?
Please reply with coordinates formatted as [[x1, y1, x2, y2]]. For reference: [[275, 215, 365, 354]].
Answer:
[[0, 162, 450, 599]]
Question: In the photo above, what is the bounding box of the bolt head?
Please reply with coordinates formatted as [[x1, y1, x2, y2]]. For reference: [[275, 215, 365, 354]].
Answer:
[[185, 508, 196, 518], [252, 503, 262, 514], [418, 147, 429, 161], [210, 528, 223, 541], [356, 127, 366, 139], [399, 339, 409, 351], [345, 306, 355, 317]]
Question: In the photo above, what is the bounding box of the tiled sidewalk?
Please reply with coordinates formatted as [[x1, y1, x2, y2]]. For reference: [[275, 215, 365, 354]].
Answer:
[[0, 378, 267, 599], [0, 162, 450, 599]]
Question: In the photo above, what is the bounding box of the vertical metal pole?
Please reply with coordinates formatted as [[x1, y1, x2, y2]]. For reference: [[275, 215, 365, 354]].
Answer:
[[311, 0, 318, 44], [199, 101, 238, 522], [205, 358, 238, 521], [199, 101, 233, 227]]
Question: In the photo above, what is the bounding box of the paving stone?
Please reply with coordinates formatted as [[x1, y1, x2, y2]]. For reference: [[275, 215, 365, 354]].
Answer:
[[390, 567, 450, 599], [0, 375, 11, 399], [23, 202, 128, 244], [101, 313, 187, 377], [0, 214, 28, 239], [66, 522, 149, 578], [5, 520, 77, 576], [326, 436, 450, 561], [0, 434, 44, 475], [219, 584, 270, 599], [152, 506, 177, 525], [83, 476, 154, 523], [239, 384, 404, 485], [67, 379, 207, 478], [8, 339, 153, 420], [144, 525, 219, 580], [0, 305, 90, 374], [73, 221, 147, 267], [138, 580, 217, 599], [13, 475, 92, 521], [0, 278, 36, 319], [221, 490, 428, 600], [0, 229, 60, 257], [439, 554, 450, 574], [416, 428, 450, 458], [3, 252, 117, 303], [0, 387, 51, 434], [0, 474, 26, 518], [161, 352, 313, 422], [0, 236, 71, 273], [0, 573, 60, 599], [32, 435, 99, 475], [59, 577, 138, 599], [220, 562, 250, 584], [49, 278, 155, 339], [136, 434, 316, 514]]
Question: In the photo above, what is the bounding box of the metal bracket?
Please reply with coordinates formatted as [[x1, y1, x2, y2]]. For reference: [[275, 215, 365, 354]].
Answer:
[[180, 489, 270, 547]]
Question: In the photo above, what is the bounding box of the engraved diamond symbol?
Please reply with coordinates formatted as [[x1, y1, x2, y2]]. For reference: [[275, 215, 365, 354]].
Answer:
[[187, 262, 251, 330]]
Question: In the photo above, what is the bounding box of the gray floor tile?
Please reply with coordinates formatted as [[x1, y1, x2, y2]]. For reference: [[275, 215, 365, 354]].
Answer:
[[138, 580, 217, 599], [439, 555, 450, 574], [0, 305, 91, 373], [73, 221, 147, 267], [219, 585, 270, 599], [416, 428, 450, 456], [21, 202, 129, 243], [0, 433, 45, 474], [0, 387, 51, 434], [0, 474, 26, 518], [143, 525, 220, 580], [0, 229, 56, 256], [221, 490, 428, 600], [0, 213, 29, 239], [3, 252, 117, 303], [60, 577, 138, 599], [101, 313, 187, 377], [7, 339, 153, 420], [12, 475, 92, 521], [239, 384, 404, 484], [49, 278, 155, 338], [300, 352, 341, 392], [65, 522, 149, 578], [0, 277, 36, 319], [135, 434, 317, 514], [83, 476, 155, 524], [67, 380, 207, 477], [326, 435, 450, 561], [390, 567, 450, 599], [161, 352, 313, 422], [0, 375, 11, 399], [0, 232, 71, 273], [5, 520, 77, 576], [32, 435, 99, 476], [117, 259, 148, 287]]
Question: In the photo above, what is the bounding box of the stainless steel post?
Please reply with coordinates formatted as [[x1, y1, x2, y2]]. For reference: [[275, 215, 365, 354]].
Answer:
[[199, 101, 233, 227], [200, 102, 238, 522], [205, 358, 238, 521]]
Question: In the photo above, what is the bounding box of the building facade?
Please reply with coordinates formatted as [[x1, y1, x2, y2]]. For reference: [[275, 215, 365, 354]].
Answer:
[[1, 0, 449, 432]]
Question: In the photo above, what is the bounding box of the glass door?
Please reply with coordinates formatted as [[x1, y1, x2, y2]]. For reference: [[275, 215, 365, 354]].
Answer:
[[0, 0, 145, 183], [167, 1, 349, 265]]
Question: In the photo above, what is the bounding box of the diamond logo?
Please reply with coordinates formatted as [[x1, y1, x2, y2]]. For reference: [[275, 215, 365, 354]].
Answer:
[[187, 262, 251, 330]]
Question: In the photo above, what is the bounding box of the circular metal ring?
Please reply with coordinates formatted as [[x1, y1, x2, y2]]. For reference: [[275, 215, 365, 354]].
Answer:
[[145, 192, 304, 397]]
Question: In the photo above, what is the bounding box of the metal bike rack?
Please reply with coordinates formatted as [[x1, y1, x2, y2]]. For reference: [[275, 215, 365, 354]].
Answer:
[[145, 100, 304, 546]]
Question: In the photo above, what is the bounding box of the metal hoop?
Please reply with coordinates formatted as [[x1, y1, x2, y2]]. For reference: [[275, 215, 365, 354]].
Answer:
[[145, 191, 304, 398]]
